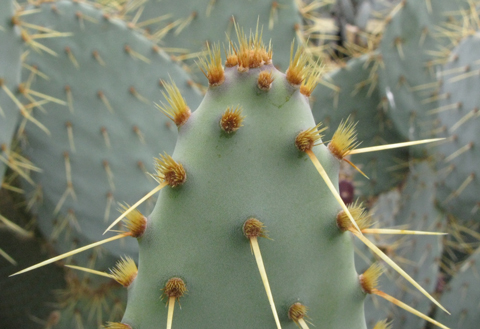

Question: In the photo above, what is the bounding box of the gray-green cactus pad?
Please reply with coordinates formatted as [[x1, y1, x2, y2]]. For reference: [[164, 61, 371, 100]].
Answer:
[[311, 53, 408, 198], [378, 0, 468, 141], [434, 33, 480, 222], [136, 0, 302, 78], [19, 0, 202, 258]]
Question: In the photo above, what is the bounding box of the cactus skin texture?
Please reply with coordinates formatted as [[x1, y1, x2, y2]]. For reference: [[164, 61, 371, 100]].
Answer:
[[435, 248, 480, 328], [121, 53, 366, 328], [434, 32, 480, 222]]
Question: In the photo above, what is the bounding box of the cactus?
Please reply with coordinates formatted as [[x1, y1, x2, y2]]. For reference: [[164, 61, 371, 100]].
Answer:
[[434, 32, 480, 223], [311, 52, 409, 198], [119, 42, 370, 329], [377, 0, 469, 141], [11, 22, 454, 329], [3, 0, 480, 328], [435, 248, 480, 328]]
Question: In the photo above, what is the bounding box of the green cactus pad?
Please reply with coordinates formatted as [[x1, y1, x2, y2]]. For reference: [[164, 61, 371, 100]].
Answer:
[[434, 33, 480, 222], [19, 0, 202, 257], [378, 0, 467, 141], [122, 64, 366, 328], [435, 248, 480, 328], [385, 161, 445, 328]]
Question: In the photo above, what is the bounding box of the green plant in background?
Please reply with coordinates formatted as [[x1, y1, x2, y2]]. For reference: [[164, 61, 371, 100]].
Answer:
[[2, 0, 480, 328]]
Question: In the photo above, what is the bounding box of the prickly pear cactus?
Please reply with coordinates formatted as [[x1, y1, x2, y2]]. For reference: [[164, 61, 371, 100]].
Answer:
[[378, 0, 469, 141], [8, 16, 457, 329], [434, 32, 480, 223], [435, 248, 480, 328], [113, 32, 367, 328]]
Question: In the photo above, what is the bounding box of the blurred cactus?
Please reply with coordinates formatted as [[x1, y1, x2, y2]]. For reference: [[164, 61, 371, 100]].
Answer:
[[0, 0, 23, 220], [20, 0, 202, 259]]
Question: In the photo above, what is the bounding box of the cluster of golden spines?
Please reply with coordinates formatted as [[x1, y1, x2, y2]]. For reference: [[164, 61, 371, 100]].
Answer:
[[230, 24, 272, 71], [156, 79, 191, 127], [243, 218, 269, 239], [373, 320, 392, 329], [295, 122, 327, 152], [359, 263, 383, 294], [163, 277, 187, 301], [300, 63, 323, 97], [288, 302, 308, 323], [257, 70, 274, 90], [336, 202, 371, 233], [286, 41, 309, 85], [102, 322, 132, 329], [328, 118, 360, 160], [109, 256, 138, 287], [224, 44, 239, 67], [360, 263, 451, 329], [119, 203, 147, 238], [220, 106, 245, 133], [199, 42, 225, 86], [153, 153, 187, 187]]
